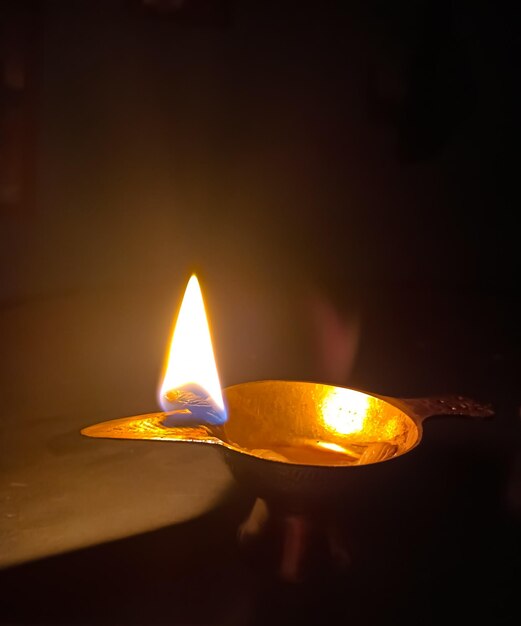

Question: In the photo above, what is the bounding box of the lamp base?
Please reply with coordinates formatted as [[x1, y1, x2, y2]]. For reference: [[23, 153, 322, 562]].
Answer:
[[237, 497, 352, 583]]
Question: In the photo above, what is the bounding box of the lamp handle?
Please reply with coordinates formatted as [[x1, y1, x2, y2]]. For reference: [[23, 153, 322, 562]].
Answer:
[[398, 395, 494, 422]]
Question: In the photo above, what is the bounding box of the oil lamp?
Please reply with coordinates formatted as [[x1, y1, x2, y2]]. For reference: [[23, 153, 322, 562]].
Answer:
[[81, 274, 494, 581]]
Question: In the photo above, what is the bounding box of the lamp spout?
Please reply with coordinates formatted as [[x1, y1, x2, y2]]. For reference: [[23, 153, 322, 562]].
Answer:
[[81, 412, 222, 445]]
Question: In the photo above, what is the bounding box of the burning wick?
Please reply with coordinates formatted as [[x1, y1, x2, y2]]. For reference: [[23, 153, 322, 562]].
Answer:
[[162, 383, 226, 426]]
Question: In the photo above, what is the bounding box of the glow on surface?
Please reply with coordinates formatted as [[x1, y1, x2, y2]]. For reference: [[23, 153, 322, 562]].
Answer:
[[320, 386, 370, 435], [159, 274, 224, 412], [315, 441, 352, 454]]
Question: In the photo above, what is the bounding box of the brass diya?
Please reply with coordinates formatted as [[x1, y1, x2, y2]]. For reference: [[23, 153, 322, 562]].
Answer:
[[81, 275, 494, 580], [81, 379, 493, 511], [82, 379, 493, 581]]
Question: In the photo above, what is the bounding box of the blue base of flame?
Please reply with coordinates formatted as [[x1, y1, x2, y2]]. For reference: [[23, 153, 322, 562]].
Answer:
[[161, 383, 227, 427]]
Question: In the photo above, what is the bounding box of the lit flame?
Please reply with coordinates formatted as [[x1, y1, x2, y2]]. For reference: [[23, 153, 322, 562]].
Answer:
[[159, 274, 226, 423], [320, 387, 370, 435]]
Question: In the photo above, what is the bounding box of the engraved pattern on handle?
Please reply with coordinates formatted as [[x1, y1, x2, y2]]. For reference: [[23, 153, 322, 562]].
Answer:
[[402, 395, 494, 421]]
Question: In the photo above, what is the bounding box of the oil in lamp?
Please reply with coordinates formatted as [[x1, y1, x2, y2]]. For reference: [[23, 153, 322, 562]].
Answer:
[[82, 274, 494, 581]]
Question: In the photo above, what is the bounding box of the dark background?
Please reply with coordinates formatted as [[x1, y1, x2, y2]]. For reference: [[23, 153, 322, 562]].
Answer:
[[1, 1, 519, 624]]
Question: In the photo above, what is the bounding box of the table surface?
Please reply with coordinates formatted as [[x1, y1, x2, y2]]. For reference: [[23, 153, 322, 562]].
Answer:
[[0, 289, 235, 570]]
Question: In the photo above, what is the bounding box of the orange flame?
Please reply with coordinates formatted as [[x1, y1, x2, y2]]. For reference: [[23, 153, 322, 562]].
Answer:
[[159, 274, 225, 419]]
